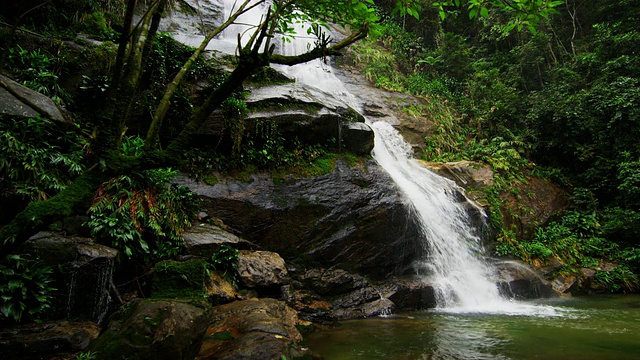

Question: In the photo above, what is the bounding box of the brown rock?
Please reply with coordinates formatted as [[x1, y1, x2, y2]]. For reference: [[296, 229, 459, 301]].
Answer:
[[237, 250, 289, 288], [197, 298, 306, 360]]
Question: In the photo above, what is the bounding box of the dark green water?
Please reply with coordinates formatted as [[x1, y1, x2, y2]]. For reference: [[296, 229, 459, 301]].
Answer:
[[306, 295, 640, 360]]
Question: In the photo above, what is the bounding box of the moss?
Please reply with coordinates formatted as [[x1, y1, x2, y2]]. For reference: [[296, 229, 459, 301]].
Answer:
[[151, 259, 210, 299], [203, 174, 219, 186], [0, 170, 103, 254]]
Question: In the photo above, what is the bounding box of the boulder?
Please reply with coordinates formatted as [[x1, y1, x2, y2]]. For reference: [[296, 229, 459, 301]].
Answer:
[[21, 232, 118, 324], [297, 268, 368, 296], [237, 250, 289, 288], [0, 321, 100, 360], [0, 74, 68, 123], [183, 223, 257, 257], [197, 83, 373, 154], [501, 177, 568, 241], [495, 260, 558, 299], [90, 299, 211, 360], [421, 161, 494, 192], [196, 298, 306, 360], [286, 268, 397, 320], [177, 160, 423, 280], [380, 278, 437, 310]]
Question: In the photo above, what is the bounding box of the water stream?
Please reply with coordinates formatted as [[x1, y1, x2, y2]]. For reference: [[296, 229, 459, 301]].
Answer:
[[217, 0, 554, 314]]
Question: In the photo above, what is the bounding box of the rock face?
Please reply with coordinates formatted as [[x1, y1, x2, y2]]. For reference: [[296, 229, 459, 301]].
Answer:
[[197, 83, 374, 155], [0, 321, 100, 360], [21, 232, 118, 324], [178, 160, 423, 279], [196, 298, 305, 360], [91, 299, 211, 360]]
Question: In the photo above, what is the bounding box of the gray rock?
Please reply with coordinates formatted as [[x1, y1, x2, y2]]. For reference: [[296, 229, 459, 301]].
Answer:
[[91, 299, 211, 360], [197, 83, 372, 154], [381, 278, 437, 310], [196, 298, 306, 360], [0, 321, 100, 360], [237, 250, 289, 288], [0, 74, 68, 122]]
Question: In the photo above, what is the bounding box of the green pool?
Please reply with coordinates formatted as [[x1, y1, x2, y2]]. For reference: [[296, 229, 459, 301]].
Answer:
[[306, 295, 640, 360]]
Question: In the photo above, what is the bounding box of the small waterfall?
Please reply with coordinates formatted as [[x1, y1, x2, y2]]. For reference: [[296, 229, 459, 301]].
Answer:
[[370, 121, 506, 311], [215, 0, 562, 315]]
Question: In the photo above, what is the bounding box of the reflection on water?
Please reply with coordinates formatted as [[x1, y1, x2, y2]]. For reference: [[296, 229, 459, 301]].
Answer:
[[306, 296, 640, 360]]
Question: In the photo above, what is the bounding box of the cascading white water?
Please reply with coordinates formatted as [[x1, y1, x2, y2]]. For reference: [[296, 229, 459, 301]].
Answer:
[[371, 121, 505, 310], [215, 0, 563, 315]]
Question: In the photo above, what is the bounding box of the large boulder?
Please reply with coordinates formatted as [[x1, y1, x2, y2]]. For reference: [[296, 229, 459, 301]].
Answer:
[[495, 260, 558, 299], [196, 298, 306, 360], [285, 268, 397, 320], [90, 299, 211, 360], [177, 160, 423, 279], [21, 232, 118, 324], [0, 321, 100, 360], [197, 83, 374, 155]]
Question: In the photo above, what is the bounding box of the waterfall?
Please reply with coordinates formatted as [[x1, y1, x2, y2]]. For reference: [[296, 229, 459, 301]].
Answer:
[[215, 0, 561, 315], [371, 121, 506, 311]]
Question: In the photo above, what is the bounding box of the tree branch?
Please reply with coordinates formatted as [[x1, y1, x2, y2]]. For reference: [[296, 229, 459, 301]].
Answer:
[[270, 27, 368, 66]]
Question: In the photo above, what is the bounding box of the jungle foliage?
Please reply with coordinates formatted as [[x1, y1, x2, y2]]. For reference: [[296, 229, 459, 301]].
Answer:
[[365, 0, 640, 291]]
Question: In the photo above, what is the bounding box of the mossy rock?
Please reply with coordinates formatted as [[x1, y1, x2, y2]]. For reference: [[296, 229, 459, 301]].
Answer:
[[151, 259, 209, 299], [90, 299, 211, 360]]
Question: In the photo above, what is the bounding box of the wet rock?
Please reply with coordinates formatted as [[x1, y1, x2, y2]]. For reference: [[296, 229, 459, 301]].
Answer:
[[183, 223, 257, 257], [196, 298, 306, 360], [178, 160, 422, 279], [495, 260, 558, 299], [381, 278, 437, 310], [91, 299, 211, 360], [340, 121, 374, 155], [237, 250, 289, 288], [197, 83, 371, 154], [21, 232, 118, 324], [0, 321, 100, 360], [287, 268, 397, 320]]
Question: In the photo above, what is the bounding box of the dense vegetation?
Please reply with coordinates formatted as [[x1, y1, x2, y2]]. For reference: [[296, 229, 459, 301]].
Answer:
[[0, 0, 635, 323], [361, 0, 640, 291]]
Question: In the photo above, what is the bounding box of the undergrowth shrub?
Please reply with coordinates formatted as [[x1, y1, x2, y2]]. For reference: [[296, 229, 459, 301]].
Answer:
[[0, 115, 86, 201], [0, 254, 56, 324], [7, 46, 69, 103], [87, 137, 199, 264]]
